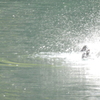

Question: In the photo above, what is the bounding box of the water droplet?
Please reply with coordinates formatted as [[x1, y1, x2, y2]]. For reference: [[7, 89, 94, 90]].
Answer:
[[24, 88, 26, 90], [16, 64, 18, 66], [13, 15, 15, 17], [3, 95, 5, 97], [12, 83, 14, 86]]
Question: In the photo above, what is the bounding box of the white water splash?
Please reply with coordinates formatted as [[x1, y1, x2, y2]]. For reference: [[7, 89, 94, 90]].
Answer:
[[50, 51, 100, 77], [30, 35, 100, 76]]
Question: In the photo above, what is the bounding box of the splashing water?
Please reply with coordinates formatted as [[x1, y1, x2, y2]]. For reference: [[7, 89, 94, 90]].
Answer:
[[30, 34, 100, 78], [34, 38, 100, 62]]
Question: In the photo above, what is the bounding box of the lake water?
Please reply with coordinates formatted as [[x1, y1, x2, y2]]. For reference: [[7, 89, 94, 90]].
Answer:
[[0, 0, 100, 100]]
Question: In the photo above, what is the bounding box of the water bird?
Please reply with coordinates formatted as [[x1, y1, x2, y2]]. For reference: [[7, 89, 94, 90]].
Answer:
[[81, 45, 87, 51], [81, 45, 90, 59]]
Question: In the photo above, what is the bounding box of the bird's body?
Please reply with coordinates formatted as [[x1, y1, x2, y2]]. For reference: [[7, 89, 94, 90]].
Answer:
[[81, 45, 90, 59]]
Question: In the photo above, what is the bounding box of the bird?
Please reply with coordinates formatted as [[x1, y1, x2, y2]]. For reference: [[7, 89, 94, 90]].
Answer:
[[81, 45, 90, 59], [81, 45, 87, 52]]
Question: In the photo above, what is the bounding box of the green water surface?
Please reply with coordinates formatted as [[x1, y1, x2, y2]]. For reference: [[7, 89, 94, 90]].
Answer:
[[0, 0, 100, 100]]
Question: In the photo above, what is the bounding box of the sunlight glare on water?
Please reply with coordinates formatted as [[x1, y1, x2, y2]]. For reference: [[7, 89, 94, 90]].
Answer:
[[1, 0, 100, 100], [86, 58, 100, 77], [78, 34, 100, 77], [33, 34, 100, 78]]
